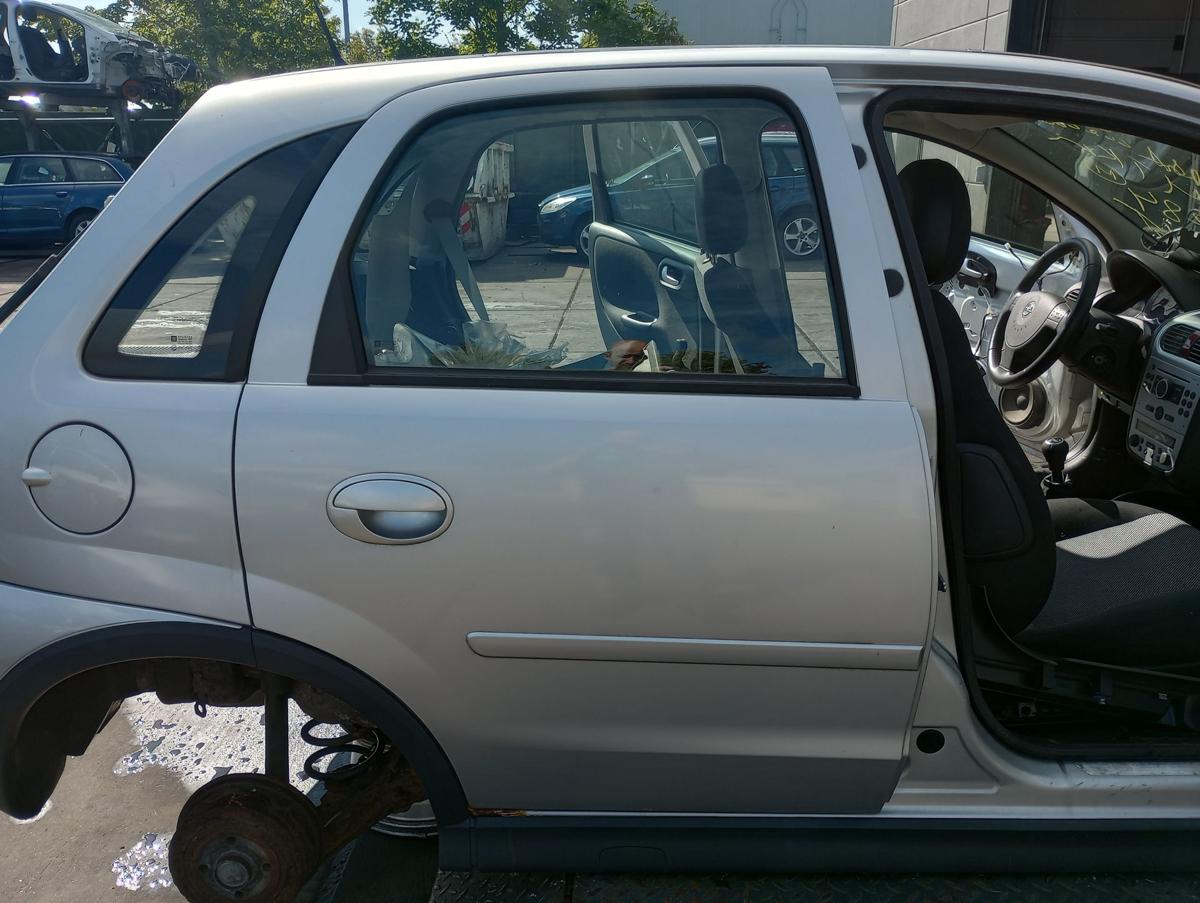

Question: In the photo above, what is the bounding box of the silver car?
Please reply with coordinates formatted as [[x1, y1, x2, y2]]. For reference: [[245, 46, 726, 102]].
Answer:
[[4, 47, 1200, 902]]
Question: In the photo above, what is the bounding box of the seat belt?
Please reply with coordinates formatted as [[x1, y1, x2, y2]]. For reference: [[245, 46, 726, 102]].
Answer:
[[423, 199, 489, 322]]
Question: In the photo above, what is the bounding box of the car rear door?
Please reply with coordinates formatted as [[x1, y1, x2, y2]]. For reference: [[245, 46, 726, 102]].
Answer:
[[237, 65, 935, 817], [6, 156, 73, 236]]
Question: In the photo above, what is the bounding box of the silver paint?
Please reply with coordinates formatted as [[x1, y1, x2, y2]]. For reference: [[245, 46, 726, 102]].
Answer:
[[26, 423, 134, 534]]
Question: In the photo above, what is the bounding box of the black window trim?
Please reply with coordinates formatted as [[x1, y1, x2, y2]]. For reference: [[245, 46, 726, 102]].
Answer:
[[82, 124, 358, 382], [308, 86, 860, 399]]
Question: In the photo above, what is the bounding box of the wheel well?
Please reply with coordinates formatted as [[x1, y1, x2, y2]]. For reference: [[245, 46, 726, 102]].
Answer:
[[67, 207, 99, 224], [0, 623, 468, 823]]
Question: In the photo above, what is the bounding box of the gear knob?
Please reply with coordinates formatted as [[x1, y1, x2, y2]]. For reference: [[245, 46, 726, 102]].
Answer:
[[1042, 437, 1069, 485]]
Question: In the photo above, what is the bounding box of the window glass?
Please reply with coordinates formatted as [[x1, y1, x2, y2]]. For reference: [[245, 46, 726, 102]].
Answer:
[[1001, 120, 1200, 242], [0, 160, 12, 184], [596, 119, 716, 244], [890, 134, 1059, 252], [347, 98, 846, 383], [84, 127, 354, 380], [69, 158, 122, 182], [14, 156, 67, 184], [115, 196, 256, 359]]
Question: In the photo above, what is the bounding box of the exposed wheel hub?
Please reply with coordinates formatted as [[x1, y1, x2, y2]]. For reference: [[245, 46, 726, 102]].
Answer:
[[169, 774, 322, 903]]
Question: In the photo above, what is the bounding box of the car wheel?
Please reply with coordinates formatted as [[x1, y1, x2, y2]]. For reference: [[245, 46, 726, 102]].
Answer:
[[780, 214, 821, 258], [574, 219, 592, 257], [66, 212, 94, 242]]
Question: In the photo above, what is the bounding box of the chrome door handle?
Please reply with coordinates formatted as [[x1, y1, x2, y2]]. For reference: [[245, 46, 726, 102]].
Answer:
[[326, 474, 453, 545]]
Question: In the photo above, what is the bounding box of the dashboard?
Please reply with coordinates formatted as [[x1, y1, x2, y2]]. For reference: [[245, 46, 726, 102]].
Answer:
[[1108, 250, 1200, 483], [1129, 310, 1200, 480]]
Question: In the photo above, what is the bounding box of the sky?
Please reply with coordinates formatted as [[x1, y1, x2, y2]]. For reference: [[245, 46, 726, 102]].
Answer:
[[55, 0, 377, 36]]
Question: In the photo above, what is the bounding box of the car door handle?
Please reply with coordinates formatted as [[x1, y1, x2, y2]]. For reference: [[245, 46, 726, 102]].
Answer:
[[326, 475, 453, 545], [54, 190, 68, 198], [659, 262, 683, 289]]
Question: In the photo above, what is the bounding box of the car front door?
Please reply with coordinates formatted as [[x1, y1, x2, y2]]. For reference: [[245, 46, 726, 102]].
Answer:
[[236, 65, 936, 817], [6, 156, 72, 236]]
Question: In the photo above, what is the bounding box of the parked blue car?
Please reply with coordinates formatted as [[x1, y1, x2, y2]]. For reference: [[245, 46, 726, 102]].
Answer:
[[537, 132, 822, 258], [0, 153, 132, 246]]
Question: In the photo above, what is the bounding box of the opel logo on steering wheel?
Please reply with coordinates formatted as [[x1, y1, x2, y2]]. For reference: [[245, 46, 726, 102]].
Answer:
[[1021, 299, 1037, 318]]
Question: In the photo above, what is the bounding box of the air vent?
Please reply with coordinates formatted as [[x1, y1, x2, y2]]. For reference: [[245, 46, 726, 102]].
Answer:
[[1160, 322, 1200, 364], [1065, 286, 1081, 303]]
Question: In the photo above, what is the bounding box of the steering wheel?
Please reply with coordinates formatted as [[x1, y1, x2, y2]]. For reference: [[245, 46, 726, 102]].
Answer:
[[987, 237, 1102, 388]]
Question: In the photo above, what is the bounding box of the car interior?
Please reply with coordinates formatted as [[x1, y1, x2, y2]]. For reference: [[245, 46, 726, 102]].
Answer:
[[14, 6, 87, 83], [883, 105, 1200, 754]]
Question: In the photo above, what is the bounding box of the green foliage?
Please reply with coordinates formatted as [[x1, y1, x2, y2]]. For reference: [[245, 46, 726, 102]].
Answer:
[[343, 28, 389, 64], [367, 0, 687, 57], [577, 0, 686, 48]]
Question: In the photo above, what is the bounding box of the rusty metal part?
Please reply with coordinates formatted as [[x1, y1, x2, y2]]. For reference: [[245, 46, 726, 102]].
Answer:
[[169, 774, 322, 903], [314, 743, 427, 856]]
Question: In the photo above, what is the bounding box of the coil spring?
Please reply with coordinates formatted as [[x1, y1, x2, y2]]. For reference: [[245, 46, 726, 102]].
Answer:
[[300, 718, 381, 783]]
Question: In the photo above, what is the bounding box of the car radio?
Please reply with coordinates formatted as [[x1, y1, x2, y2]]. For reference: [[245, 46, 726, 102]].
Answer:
[[1129, 313, 1200, 476]]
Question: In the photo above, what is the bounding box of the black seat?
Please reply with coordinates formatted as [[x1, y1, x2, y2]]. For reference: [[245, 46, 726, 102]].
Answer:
[[693, 164, 812, 376], [899, 158, 1200, 668]]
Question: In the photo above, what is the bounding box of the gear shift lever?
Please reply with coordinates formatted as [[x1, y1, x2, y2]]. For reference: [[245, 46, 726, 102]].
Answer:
[[1041, 437, 1071, 498]]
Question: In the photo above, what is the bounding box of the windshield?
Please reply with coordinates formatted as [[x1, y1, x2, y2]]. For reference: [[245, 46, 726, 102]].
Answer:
[[1001, 120, 1200, 243]]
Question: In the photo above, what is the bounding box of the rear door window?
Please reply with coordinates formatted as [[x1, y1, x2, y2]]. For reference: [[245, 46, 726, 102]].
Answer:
[[13, 156, 67, 184], [331, 97, 848, 385]]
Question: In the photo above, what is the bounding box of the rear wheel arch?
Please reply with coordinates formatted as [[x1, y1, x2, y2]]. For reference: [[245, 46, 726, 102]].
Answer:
[[0, 622, 469, 825], [64, 207, 98, 240]]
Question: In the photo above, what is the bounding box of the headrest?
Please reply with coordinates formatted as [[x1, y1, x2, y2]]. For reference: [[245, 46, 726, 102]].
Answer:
[[696, 164, 747, 255], [898, 159, 971, 286]]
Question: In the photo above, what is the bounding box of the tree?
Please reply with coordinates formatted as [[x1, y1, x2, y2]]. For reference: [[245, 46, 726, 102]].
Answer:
[[367, 0, 686, 57], [343, 28, 389, 63], [577, 0, 686, 48]]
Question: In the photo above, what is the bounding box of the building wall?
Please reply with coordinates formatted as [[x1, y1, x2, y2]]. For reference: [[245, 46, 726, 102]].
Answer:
[[654, 0, 893, 46], [891, 0, 1011, 50]]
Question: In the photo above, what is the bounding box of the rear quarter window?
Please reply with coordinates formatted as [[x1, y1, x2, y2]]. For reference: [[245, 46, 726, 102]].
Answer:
[[69, 158, 123, 182], [83, 126, 356, 380]]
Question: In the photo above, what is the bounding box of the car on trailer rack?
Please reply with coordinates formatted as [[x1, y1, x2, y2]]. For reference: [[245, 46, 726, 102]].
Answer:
[[4, 46, 1200, 902]]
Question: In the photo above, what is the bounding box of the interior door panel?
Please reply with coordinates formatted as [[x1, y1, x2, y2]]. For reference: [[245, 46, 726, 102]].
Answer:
[[589, 221, 714, 363]]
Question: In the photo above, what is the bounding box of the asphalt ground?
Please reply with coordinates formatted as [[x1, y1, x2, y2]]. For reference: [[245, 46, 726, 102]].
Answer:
[[3, 246, 1199, 901]]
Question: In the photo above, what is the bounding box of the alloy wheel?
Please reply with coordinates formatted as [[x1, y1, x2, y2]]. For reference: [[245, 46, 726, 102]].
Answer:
[[782, 216, 821, 257]]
